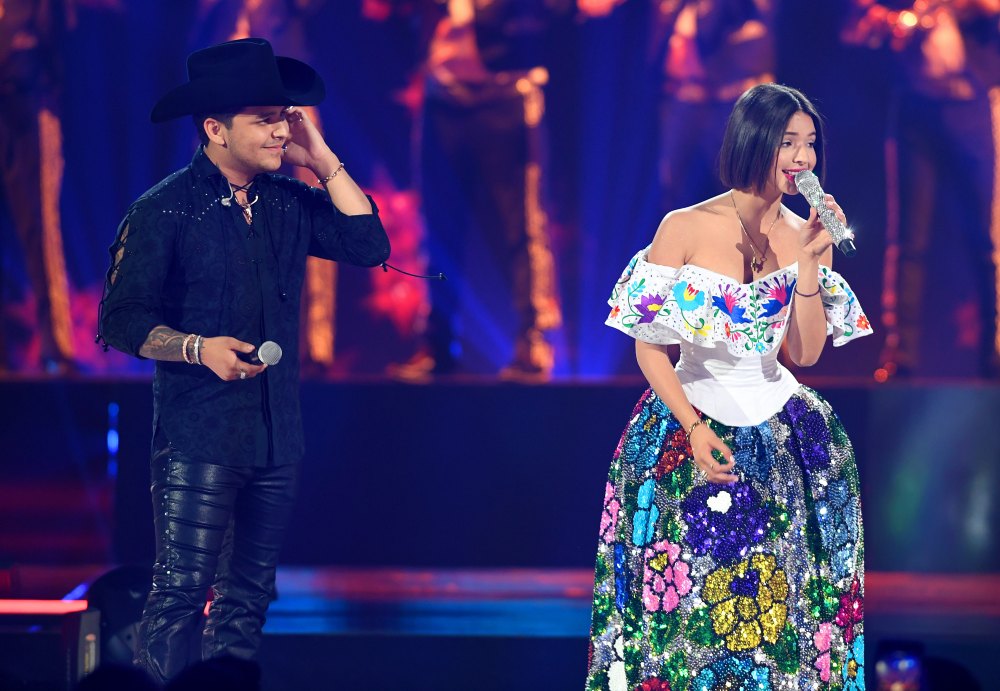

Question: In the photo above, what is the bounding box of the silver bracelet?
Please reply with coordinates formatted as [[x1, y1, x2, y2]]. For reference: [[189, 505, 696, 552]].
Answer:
[[181, 333, 194, 364], [193, 335, 204, 365], [317, 162, 345, 186]]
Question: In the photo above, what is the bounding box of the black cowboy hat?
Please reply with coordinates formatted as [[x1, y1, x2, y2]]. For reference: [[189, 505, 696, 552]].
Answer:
[[150, 38, 325, 123]]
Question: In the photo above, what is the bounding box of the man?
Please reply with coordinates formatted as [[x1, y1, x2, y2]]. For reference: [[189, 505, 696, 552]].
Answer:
[[386, 0, 568, 381], [97, 38, 390, 681], [651, 0, 776, 213], [192, 0, 342, 374], [380, 0, 619, 381], [844, 0, 999, 378], [0, 0, 76, 372]]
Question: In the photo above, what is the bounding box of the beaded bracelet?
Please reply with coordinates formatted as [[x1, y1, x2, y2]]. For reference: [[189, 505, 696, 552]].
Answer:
[[318, 162, 345, 186], [794, 285, 821, 298], [181, 333, 194, 364]]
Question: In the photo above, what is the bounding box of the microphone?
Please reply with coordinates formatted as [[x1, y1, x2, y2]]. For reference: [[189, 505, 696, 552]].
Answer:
[[238, 340, 283, 366], [793, 170, 857, 257], [380, 262, 447, 281]]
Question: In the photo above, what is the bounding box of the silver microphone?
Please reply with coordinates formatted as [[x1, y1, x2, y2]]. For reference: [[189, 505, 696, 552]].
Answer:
[[238, 340, 283, 366], [793, 170, 857, 257]]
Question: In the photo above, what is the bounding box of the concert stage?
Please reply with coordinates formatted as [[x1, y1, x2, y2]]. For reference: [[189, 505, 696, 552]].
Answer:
[[1, 376, 998, 689]]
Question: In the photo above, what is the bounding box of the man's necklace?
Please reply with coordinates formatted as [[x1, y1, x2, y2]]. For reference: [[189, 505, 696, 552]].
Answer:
[[227, 181, 258, 225], [731, 190, 780, 273]]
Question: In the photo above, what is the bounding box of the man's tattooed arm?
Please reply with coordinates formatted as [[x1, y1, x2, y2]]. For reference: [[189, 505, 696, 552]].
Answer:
[[138, 325, 188, 361]]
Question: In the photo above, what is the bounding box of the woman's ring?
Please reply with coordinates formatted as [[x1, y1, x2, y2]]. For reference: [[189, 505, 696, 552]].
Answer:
[[239, 370, 247, 380]]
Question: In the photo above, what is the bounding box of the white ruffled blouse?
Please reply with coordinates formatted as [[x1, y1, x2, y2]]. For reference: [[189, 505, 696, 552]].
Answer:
[[606, 246, 873, 425]]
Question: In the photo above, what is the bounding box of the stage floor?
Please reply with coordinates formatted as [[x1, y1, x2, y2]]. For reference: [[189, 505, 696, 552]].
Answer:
[[1, 376, 998, 688], [2, 564, 997, 689], [9, 564, 998, 636]]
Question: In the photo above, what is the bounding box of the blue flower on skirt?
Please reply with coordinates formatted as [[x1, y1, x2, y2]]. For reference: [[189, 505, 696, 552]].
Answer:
[[731, 425, 776, 486], [633, 479, 660, 547], [621, 399, 676, 471], [782, 395, 832, 472], [690, 654, 771, 691], [613, 542, 632, 613], [842, 634, 865, 691], [681, 482, 768, 564], [816, 480, 860, 580]]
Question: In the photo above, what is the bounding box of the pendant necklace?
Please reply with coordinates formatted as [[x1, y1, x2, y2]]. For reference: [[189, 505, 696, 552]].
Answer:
[[227, 181, 258, 225], [731, 190, 780, 273]]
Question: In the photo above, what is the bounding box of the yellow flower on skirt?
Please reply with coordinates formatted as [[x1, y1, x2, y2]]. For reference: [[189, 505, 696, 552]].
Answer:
[[703, 553, 789, 651]]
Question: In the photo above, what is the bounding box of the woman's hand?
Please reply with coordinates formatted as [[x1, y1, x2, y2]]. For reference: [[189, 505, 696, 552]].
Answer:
[[689, 423, 739, 484], [799, 193, 851, 259], [200, 337, 266, 382]]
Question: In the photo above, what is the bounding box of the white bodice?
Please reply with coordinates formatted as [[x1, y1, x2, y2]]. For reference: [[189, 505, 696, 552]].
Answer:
[[606, 246, 873, 425]]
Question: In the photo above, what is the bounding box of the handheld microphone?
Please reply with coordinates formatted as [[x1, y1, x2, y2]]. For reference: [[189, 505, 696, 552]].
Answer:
[[238, 340, 283, 366], [793, 170, 857, 257]]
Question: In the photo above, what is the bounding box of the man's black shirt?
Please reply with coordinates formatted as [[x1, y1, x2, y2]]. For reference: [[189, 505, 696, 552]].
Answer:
[[99, 147, 390, 466]]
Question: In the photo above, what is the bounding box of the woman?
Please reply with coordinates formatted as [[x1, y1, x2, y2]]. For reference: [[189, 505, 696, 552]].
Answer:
[[586, 84, 869, 690]]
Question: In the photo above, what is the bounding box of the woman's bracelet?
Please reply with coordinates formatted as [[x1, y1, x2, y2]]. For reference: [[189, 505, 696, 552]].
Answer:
[[794, 285, 821, 298], [686, 419, 704, 437], [181, 333, 194, 364], [318, 162, 345, 186], [193, 335, 204, 365]]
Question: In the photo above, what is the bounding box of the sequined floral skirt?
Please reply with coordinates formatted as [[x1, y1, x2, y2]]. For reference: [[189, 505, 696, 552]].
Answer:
[[585, 387, 864, 691]]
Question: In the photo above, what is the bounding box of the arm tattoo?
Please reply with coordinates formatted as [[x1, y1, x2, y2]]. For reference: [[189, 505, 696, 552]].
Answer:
[[139, 325, 189, 361]]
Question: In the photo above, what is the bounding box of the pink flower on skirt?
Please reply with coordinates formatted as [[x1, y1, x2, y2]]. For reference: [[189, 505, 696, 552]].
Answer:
[[813, 622, 832, 682], [600, 482, 620, 544], [642, 540, 691, 613]]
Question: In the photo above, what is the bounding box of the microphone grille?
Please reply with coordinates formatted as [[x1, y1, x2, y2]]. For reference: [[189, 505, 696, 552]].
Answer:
[[258, 340, 283, 366], [793, 170, 825, 207]]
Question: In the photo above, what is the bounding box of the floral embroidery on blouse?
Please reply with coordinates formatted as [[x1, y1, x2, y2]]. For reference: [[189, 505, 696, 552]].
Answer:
[[606, 246, 872, 356]]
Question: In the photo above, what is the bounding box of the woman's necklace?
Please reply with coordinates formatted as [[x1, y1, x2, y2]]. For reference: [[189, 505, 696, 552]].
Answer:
[[731, 190, 780, 273]]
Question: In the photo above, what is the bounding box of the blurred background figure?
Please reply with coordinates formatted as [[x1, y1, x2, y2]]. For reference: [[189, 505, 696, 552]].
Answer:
[[385, 0, 618, 381], [651, 0, 777, 213], [0, 0, 77, 373], [844, 0, 1000, 379], [192, 0, 339, 376]]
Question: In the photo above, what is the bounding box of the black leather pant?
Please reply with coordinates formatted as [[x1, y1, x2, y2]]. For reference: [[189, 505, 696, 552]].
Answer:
[[134, 446, 297, 683]]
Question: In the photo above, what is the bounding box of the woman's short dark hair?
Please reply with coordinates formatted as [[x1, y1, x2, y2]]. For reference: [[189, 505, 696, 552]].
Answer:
[[718, 83, 826, 194], [193, 113, 236, 146]]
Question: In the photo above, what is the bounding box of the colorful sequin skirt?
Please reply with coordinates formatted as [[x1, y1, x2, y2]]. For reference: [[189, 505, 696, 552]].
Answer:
[[585, 387, 864, 691]]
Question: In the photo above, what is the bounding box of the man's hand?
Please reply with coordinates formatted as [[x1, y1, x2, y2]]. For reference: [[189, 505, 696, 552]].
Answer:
[[200, 337, 267, 382], [281, 106, 338, 176]]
